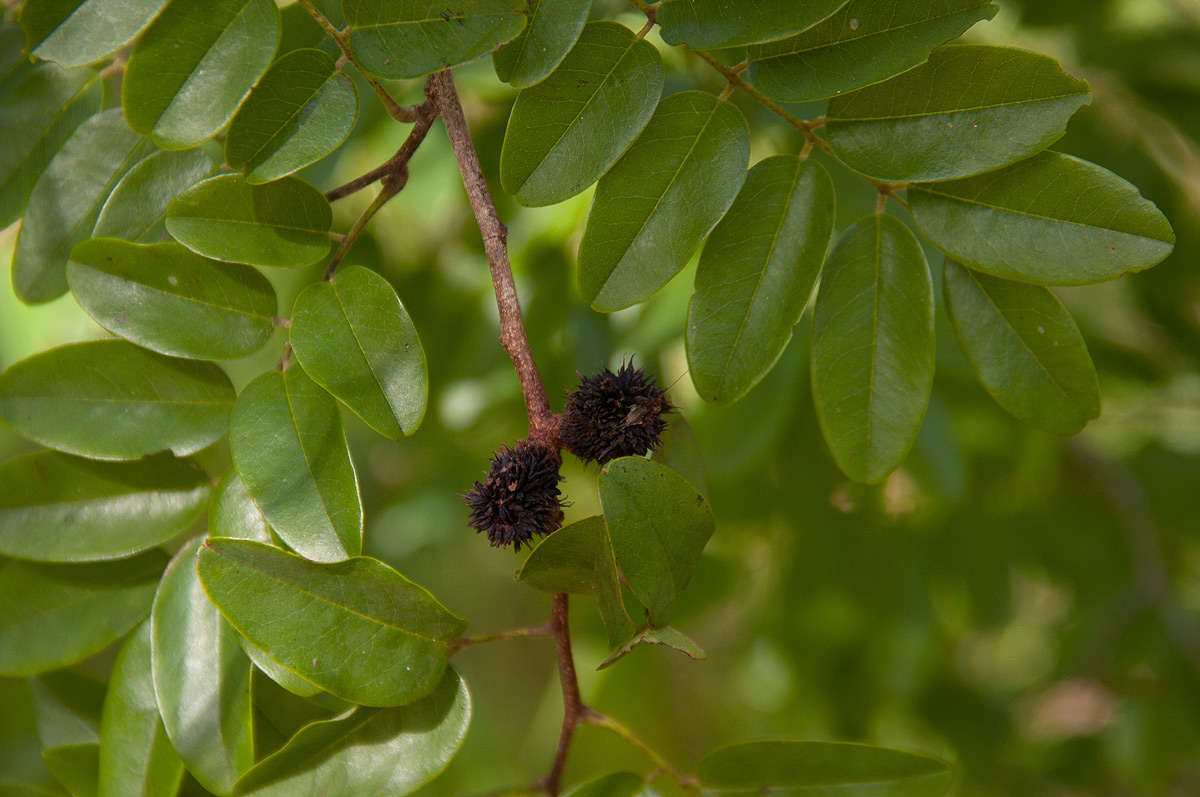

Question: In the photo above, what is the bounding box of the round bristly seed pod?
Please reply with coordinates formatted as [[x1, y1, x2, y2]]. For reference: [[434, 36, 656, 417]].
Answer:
[[464, 440, 565, 551], [560, 361, 671, 465]]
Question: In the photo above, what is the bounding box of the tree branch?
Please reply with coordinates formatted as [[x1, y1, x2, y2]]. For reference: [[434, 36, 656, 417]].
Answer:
[[326, 96, 440, 201], [542, 593, 588, 796]]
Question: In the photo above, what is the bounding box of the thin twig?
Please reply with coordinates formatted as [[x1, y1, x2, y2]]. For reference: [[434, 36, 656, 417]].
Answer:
[[430, 69, 557, 441], [542, 594, 587, 796], [326, 95, 440, 202], [449, 621, 555, 655], [321, 179, 401, 281], [585, 712, 700, 791]]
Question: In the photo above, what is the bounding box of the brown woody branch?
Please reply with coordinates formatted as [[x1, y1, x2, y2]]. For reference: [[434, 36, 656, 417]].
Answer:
[[326, 96, 440, 201]]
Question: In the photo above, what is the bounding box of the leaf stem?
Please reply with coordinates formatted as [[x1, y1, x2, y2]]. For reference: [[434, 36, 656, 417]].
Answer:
[[449, 621, 555, 655], [542, 593, 587, 796], [584, 711, 700, 791], [326, 94, 440, 202]]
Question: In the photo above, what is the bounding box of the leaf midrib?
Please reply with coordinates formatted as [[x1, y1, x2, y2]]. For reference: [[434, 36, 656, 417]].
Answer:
[[830, 90, 1086, 122]]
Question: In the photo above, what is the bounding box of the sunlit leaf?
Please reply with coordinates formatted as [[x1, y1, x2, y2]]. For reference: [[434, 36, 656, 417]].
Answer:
[[21, 0, 170, 68]]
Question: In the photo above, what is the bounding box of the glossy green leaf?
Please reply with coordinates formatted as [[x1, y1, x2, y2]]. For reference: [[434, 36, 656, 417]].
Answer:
[[230, 368, 362, 562], [209, 469, 272, 545], [0, 62, 100, 227], [492, 0, 589, 88], [0, 340, 236, 461], [579, 91, 750, 311], [597, 624, 706, 670], [233, 670, 469, 796], [166, 174, 333, 268], [225, 49, 357, 184], [686, 156, 834, 404], [657, 0, 850, 49], [122, 0, 279, 149], [598, 457, 715, 626], [943, 259, 1099, 434], [908, 151, 1175, 284], [32, 671, 104, 797], [0, 552, 166, 676], [697, 740, 951, 794], [824, 45, 1091, 182], [99, 622, 185, 797], [290, 265, 427, 439], [152, 540, 254, 796], [343, 0, 525, 79], [12, 109, 149, 304], [499, 21, 663, 207], [240, 638, 322, 699], [564, 772, 643, 797], [94, 149, 220, 242], [196, 538, 468, 707], [68, 239, 277, 360], [21, 0, 170, 67], [747, 0, 998, 102], [0, 451, 208, 563], [811, 215, 933, 484]]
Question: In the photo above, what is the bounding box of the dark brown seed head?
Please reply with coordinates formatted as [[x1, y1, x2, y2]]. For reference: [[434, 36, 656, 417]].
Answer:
[[559, 361, 671, 465], [464, 441, 564, 551]]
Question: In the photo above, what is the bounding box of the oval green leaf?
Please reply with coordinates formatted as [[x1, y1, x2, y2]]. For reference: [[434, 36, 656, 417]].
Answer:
[[12, 108, 149, 304], [824, 44, 1091, 182], [0, 451, 209, 563], [686, 155, 835, 404], [747, 0, 998, 102], [579, 91, 750, 312], [516, 515, 605, 595], [210, 469, 272, 545], [909, 151, 1176, 284], [499, 21, 663, 207], [0, 62, 100, 227], [31, 670, 104, 797], [122, 0, 279, 149], [98, 621, 185, 797], [21, 0, 170, 68], [94, 148, 220, 242], [943, 259, 1100, 434], [233, 670, 470, 796], [492, 0, 590, 88], [344, 0, 525, 79], [563, 772, 643, 797], [225, 49, 358, 184], [197, 538, 468, 707], [597, 624, 706, 670], [698, 740, 951, 794], [230, 367, 362, 562], [68, 239, 277, 360], [598, 456, 715, 626], [811, 214, 934, 484], [166, 174, 334, 268], [151, 540, 254, 796], [0, 552, 166, 676], [657, 0, 851, 49], [240, 637, 323, 699], [290, 265, 427, 439], [0, 340, 236, 460]]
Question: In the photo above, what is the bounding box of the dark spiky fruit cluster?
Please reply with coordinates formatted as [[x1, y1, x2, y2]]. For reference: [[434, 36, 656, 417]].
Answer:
[[560, 362, 671, 465], [464, 441, 565, 551]]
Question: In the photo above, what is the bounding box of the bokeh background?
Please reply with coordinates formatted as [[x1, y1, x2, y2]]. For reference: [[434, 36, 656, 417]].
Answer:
[[3, 0, 1200, 794]]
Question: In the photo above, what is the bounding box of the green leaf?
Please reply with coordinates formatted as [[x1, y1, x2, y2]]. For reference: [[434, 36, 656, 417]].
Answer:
[[564, 772, 644, 797], [68, 239, 277, 360], [0, 451, 209, 563], [343, 0, 525, 79], [31, 671, 104, 797], [41, 746, 98, 797], [12, 108, 149, 304], [657, 0, 851, 49], [908, 151, 1175, 284], [747, 0, 998, 103], [686, 155, 834, 404], [233, 669, 469, 796], [697, 740, 951, 794], [0, 62, 100, 227], [230, 367, 362, 562], [0, 552, 166, 676], [943, 259, 1100, 434], [811, 214, 934, 484], [196, 538, 468, 707], [122, 0, 279, 149], [579, 91, 750, 311], [492, 0, 590, 88], [94, 148, 220, 242], [0, 340, 236, 461], [499, 21, 663, 207], [151, 540, 254, 796], [99, 622, 185, 797], [597, 624, 706, 670], [650, 413, 708, 497], [824, 44, 1091, 182], [598, 457, 715, 626], [166, 174, 334, 268], [225, 49, 358, 184], [209, 469, 272, 545], [290, 266, 427, 439], [21, 0, 170, 68], [240, 638, 322, 699]]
